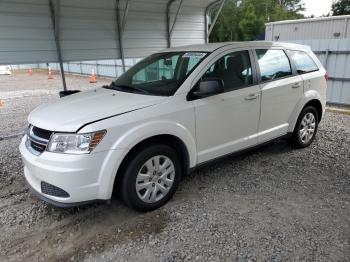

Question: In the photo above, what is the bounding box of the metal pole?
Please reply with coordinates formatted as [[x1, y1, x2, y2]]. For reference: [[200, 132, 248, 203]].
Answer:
[[208, 0, 226, 37], [115, 0, 126, 72], [169, 0, 184, 39], [204, 0, 222, 43], [166, 0, 176, 48], [204, 10, 208, 44], [49, 0, 67, 91], [121, 0, 130, 33]]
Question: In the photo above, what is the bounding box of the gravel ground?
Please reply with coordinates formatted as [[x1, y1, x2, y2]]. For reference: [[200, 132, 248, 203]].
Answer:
[[0, 71, 110, 137], [0, 72, 349, 261]]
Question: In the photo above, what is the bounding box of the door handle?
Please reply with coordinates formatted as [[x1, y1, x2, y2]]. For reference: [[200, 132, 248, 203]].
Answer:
[[245, 93, 259, 100], [292, 83, 301, 88]]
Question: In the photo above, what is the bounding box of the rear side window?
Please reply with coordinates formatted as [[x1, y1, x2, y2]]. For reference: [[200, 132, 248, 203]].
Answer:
[[256, 49, 292, 82], [287, 50, 319, 74]]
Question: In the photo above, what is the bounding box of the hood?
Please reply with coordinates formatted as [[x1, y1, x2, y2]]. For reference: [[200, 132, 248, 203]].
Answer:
[[28, 88, 167, 132]]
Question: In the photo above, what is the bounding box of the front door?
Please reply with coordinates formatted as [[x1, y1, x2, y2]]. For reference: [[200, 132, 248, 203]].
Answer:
[[193, 50, 261, 164]]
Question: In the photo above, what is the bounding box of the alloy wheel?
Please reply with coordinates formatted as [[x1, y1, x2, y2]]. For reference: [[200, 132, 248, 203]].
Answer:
[[299, 112, 316, 144], [135, 155, 175, 203]]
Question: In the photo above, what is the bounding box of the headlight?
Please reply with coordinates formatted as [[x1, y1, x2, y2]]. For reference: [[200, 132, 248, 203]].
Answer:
[[47, 130, 106, 154]]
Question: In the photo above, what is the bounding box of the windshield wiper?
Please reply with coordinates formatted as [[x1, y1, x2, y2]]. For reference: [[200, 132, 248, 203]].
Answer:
[[108, 82, 151, 95]]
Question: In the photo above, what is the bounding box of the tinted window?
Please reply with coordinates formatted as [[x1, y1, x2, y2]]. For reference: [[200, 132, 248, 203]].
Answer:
[[203, 50, 253, 92], [132, 55, 180, 84], [186, 53, 207, 75], [109, 52, 207, 96], [287, 50, 319, 74], [256, 49, 292, 82]]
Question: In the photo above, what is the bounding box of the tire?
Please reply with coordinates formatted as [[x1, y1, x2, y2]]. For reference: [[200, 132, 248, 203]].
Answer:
[[119, 144, 182, 212], [289, 106, 319, 149]]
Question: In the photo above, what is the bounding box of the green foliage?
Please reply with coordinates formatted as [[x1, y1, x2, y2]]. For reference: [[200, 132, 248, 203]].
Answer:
[[210, 0, 305, 42], [239, 4, 265, 40], [331, 0, 350, 15], [210, 1, 241, 42]]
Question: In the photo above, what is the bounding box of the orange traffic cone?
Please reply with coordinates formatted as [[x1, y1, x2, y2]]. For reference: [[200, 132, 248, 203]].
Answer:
[[48, 67, 53, 79], [29, 68, 33, 76], [89, 66, 97, 83], [0, 99, 4, 109]]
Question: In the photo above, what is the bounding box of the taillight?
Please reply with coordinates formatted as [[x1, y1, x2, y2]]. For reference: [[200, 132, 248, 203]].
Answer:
[[324, 72, 329, 81]]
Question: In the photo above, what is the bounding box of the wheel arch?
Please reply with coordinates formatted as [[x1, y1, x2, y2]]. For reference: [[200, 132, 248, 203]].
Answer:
[[113, 134, 191, 196], [99, 120, 197, 200], [288, 91, 324, 133], [303, 99, 323, 122]]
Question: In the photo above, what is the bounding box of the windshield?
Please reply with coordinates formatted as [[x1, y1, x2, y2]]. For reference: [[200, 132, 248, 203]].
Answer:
[[106, 52, 208, 96]]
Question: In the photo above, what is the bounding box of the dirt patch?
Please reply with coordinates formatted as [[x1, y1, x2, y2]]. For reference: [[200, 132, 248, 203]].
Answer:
[[0, 71, 111, 137], [2, 202, 168, 261]]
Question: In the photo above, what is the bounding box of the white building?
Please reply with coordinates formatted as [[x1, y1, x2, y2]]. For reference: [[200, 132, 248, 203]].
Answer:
[[265, 15, 350, 105]]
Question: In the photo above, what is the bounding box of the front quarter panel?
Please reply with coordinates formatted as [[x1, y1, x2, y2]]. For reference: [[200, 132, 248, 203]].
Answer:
[[78, 94, 197, 198]]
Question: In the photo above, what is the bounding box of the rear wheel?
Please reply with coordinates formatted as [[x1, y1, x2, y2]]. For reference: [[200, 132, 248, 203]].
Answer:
[[289, 106, 318, 148], [119, 144, 181, 212]]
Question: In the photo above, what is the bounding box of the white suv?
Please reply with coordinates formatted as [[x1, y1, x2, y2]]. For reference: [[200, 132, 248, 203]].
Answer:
[[20, 42, 327, 211]]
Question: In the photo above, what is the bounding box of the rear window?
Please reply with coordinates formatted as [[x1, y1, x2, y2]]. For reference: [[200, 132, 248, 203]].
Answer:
[[256, 49, 292, 82], [287, 50, 319, 74]]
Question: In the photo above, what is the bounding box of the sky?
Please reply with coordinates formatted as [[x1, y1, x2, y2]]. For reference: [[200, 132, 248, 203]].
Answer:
[[301, 0, 334, 17]]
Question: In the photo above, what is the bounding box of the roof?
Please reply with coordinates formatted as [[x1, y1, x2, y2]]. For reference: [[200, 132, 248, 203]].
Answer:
[[265, 14, 350, 26], [0, 0, 219, 65], [160, 41, 311, 53]]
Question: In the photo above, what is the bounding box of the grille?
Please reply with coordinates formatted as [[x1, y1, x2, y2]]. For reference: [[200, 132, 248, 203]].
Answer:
[[41, 181, 70, 198], [32, 126, 53, 140], [30, 140, 46, 152], [26, 125, 53, 155]]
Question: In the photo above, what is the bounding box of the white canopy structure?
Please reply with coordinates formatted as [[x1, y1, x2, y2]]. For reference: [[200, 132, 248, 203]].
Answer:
[[0, 0, 226, 90]]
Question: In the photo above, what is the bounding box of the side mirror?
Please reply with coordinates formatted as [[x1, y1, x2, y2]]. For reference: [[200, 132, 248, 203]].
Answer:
[[192, 78, 224, 98]]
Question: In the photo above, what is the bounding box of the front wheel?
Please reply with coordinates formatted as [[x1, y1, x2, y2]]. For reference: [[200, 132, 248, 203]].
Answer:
[[119, 144, 181, 212], [289, 106, 319, 148]]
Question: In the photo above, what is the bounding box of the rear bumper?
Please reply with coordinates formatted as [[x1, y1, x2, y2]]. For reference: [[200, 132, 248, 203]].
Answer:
[[19, 135, 126, 206]]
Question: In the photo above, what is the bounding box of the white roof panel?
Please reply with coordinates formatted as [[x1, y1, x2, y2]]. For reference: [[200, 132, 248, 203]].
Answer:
[[160, 41, 312, 53]]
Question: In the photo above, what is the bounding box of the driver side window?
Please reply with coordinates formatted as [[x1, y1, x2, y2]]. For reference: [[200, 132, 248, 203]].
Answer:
[[202, 50, 253, 92]]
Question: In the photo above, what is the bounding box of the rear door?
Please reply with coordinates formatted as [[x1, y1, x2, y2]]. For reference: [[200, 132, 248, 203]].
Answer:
[[255, 48, 303, 143], [286, 50, 326, 105]]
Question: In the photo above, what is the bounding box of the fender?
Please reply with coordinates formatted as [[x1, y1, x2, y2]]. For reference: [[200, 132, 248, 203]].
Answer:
[[288, 90, 323, 133], [111, 120, 197, 167], [96, 120, 197, 199]]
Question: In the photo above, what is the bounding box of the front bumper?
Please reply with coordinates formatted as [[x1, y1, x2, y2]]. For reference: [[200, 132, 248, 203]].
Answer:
[[25, 179, 106, 207], [19, 135, 125, 206]]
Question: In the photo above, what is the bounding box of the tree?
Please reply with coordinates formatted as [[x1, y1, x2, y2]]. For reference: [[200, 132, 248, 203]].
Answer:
[[239, 4, 265, 40], [276, 0, 305, 12], [209, 0, 242, 42], [331, 0, 350, 15], [209, 0, 305, 42]]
